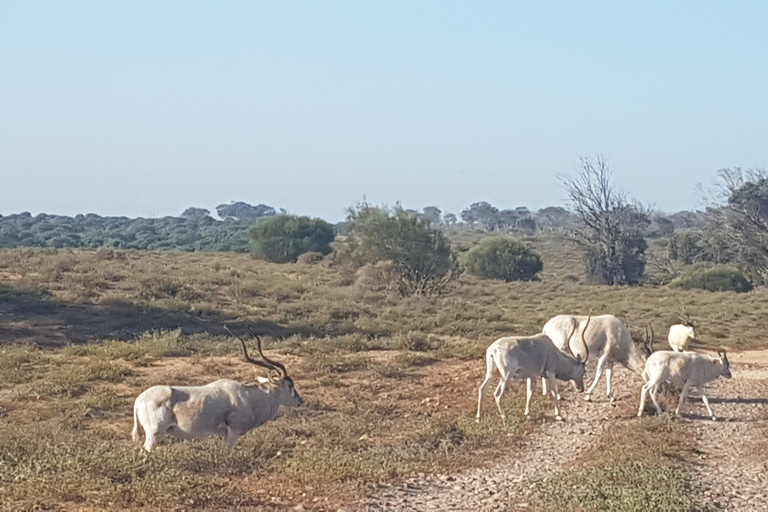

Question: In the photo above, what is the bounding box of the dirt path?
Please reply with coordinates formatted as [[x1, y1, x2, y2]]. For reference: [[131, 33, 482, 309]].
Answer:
[[686, 354, 768, 511], [357, 350, 768, 511]]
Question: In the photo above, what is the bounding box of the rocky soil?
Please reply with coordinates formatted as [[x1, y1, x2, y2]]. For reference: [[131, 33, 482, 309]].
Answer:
[[356, 351, 768, 511]]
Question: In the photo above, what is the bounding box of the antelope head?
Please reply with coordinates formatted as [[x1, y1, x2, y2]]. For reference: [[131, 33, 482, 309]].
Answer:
[[224, 325, 304, 406]]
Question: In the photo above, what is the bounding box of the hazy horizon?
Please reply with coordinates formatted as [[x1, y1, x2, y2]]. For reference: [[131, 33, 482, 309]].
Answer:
[[3, 2, 766, 223]]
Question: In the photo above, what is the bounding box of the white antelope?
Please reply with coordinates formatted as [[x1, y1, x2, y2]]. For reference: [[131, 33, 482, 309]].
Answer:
[[668, 324, 695, 352], [542, 314, 652, 401], [132, 329, 304, 452], [637, 349, 732, 420], [476, 322, 588, 422], [668, 307, 697, 352]]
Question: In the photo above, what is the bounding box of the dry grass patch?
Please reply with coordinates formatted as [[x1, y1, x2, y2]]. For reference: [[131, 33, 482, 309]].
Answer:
[[535, 417, 713, 511], [0, 342, 535, 510], [4, 247, 768, 350], [2, 246, 768, 508]]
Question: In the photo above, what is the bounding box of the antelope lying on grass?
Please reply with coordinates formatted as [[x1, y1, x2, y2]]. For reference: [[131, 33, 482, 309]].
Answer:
[[476, 321, 588, 422], [132, 329, 304, 452], [543, 314, 652, 401], [637, 350, 731, 420]]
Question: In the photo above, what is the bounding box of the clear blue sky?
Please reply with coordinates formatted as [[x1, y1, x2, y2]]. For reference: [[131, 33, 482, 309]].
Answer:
[[2, 2, 766, 222]]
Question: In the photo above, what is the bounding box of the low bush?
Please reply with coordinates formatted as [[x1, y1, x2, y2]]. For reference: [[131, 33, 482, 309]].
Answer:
[[464, 237, 542, 281], [251, 215, 335, 263], [338, 205, 461, 296], [296, 251, 324, 265], [669, 263, 753, 293]]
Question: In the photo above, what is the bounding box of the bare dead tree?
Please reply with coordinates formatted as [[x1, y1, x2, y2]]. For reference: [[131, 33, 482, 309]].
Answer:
[[560, 155, 648, 285]]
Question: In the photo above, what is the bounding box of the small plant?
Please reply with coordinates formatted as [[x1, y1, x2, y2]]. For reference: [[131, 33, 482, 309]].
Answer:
[[669, 263, 753, 293], [464, 237, 543, 281], [138, 277, 183, 299], [296, 251, 324, 265]]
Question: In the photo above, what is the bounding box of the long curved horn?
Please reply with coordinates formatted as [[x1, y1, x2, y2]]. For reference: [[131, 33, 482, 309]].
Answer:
[[224, 325, 278, 374], [678, 306, 695, 328], [645, 323, 655, 354], [564, 319, 578, 358], [580, 315, 591, 362], [246, 327, 288, 378]]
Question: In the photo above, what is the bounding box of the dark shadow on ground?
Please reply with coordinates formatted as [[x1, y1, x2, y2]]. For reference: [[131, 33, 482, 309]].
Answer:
[[0, 288, 389, 348], [708, 397, 768, 405]]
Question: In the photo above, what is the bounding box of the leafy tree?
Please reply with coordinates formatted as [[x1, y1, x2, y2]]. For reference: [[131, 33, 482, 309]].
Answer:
[[461, 201, 500, 231], [704, 168, 768, 284], [497, 209, 519, 229], [421, 206, 442, 226], [338, 204, 461, 296], [216, 201, 276, 221], [464, 237, 542, 281], [650, 215, 676, 237], [516, 216, 538, 235], [535, 206, 572, 232], [181, 207, 212, 220], [0, 210, 264, 252], [668, 232, 706, 264], [561, 155, 649, 285], [250, 214, 335, 263]]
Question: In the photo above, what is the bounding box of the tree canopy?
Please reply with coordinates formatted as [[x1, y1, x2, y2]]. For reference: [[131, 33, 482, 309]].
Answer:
[[250, 215, 335, 263], [338, 204, 461, 296]]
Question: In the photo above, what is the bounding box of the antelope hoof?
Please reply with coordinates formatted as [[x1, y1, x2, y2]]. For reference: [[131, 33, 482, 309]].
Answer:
[[711, 416, 717, 421], [609, 396, 616, 403], [637, 411, 643, 417], [475, 417, 480, 423], [555, 415, 564, 421], [584, 394, 592, 402]]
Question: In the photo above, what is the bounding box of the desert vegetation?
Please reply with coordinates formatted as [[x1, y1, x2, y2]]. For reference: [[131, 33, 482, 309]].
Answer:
[[1, 166, 768, 509], [0, 237, 766, 510]]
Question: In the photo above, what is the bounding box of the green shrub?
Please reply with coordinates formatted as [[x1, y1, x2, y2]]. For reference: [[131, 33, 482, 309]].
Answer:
[[337, 204, 461, 296], [669, 263, 753, 293], [464, 237, 542, 281], [251, 215, 335, 263]]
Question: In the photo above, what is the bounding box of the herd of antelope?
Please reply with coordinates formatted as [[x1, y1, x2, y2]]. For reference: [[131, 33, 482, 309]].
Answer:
[[476, 310, 732, 423], [131, 311, 732, 452]]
